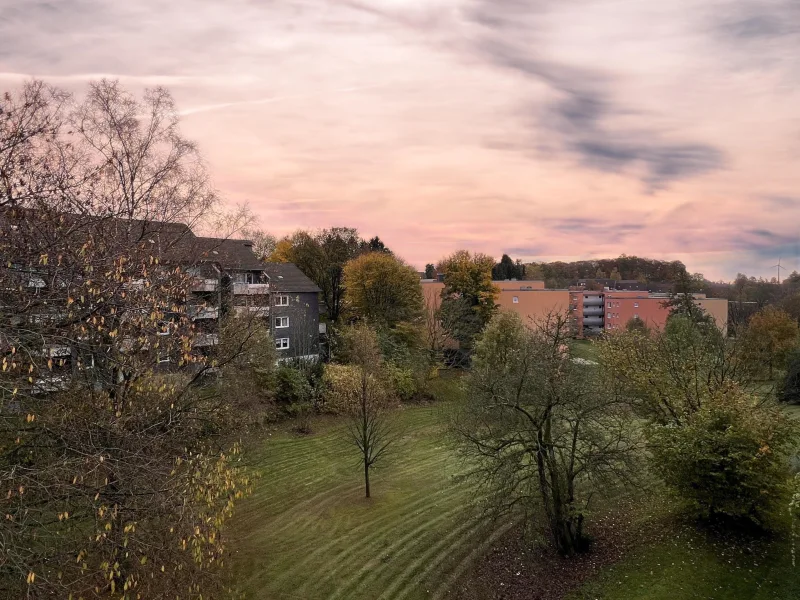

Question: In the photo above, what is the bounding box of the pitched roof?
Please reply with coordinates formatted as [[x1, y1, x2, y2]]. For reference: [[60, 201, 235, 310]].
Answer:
[[194, 237, 264, 271], [1, 208, 268, 272], [261, 263, 321, 293]]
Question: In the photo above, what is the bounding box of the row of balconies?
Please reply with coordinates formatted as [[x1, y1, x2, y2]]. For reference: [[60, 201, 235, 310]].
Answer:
[[190, 279, 270, 295]]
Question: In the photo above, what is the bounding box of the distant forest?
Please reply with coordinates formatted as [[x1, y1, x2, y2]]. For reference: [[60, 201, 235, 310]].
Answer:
[[491, 254, 689, 288]]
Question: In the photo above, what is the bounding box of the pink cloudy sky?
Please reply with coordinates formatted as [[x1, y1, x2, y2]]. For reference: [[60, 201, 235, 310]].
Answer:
[[2, 0, 799, 280]]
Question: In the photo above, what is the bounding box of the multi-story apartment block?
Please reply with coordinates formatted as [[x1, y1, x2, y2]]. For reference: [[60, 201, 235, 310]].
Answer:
[[421, 277, 728, 341], [1, 211, 321, 391], [570, 289, 728, 337], [261, 263, 322, 361]]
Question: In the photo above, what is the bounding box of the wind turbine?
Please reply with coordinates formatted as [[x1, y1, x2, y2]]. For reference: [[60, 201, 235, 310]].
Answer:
[[772, 257, 785, 284]]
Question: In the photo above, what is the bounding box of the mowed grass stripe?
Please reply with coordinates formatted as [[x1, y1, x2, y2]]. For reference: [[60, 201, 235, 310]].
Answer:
[[319, 496, 471, 600], [254, 449, 458, 542], [336, 509, 478, 600], [228, 403, 492, 600], [272, 456, 464, 588]]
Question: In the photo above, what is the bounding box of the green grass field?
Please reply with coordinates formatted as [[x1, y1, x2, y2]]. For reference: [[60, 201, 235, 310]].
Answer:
[[571, 339, 599, 362], [227, 402, 502, 600], [228, 379, 800, 600], [568, 527, 799, 600]]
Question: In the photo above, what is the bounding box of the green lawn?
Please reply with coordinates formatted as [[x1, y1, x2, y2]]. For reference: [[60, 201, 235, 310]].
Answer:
[[227, 380, 800, 600], [571, 339, 599, 362], [227, 402, 500, 600], [568, 526, 799, 600]]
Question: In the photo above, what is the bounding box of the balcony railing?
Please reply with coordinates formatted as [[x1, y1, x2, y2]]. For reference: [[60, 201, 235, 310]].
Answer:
[[188, 306, 220, 320], [191, 278, 219, 292], [193, 333, 219, 347], [233, 305, 269, 317], [232, 282, 269, 295], [43, 345, 71, 357]]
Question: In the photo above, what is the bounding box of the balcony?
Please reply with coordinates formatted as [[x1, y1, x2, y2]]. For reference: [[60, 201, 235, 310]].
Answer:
[[233, 305, 269, 317], [191, 278, 219, 292], [193, 333, 219, 347], [43, 345, 71, 357], [232, 282, 269, 295], [33, 374, 69, 394], [188, 306, 219, 320]]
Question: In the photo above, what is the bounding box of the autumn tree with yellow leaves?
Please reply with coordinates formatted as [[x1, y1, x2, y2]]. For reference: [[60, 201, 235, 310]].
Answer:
[[343, 252, 423, 328], [0, 80, 256, 598]]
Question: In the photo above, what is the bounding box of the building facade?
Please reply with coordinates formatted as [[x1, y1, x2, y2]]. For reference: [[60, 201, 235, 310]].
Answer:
[[261, 263, 322, 361], [422, 278, 728, 340], [1, 210, 322, 393], [571, 289, 728, 337]]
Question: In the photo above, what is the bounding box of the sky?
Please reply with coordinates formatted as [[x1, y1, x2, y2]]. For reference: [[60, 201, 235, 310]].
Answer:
[[1, 0, 799, 280]]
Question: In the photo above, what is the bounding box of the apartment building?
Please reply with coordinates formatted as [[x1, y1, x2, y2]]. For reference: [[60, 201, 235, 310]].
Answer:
[[1, 211, 321, 393], [571, 289, 728, 337], [421, 277, 728, 340], [261, 263, 322, 361]]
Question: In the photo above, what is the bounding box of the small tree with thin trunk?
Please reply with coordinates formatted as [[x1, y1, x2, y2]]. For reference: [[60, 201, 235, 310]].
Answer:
[[340, 324, 395, 498]]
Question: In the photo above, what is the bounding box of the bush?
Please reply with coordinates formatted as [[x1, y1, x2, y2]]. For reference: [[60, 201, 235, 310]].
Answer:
[[387, 364, 417, 401], [286, 402, 314, 434], [273, 365, 312, 405], [649, 386, 797, 527], [320, 363, 391, 414], [320, 363, 360, 414]]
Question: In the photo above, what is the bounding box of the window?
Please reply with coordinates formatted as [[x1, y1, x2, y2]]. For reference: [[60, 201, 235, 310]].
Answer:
[[274, 295, 289, 306], [275, 316, 289, 328], [634, 313, 639, 320], [245, 273, 254, 284], [607, 302, 612, 308], [512, 296, 519, 304], [275, 338, 290, 350], [634, 302, 639, 308]]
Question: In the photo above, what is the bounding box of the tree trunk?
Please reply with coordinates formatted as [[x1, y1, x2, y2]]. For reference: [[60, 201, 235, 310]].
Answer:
[[550, 512, 585, 556], [364, 461, 371, 499]]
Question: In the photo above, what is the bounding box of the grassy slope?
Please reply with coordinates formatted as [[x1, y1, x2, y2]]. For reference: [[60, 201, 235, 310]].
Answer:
[[227, 401, 498, 600], [568, 393, 800, 600], [568, 527, 799, 600], [571, 340, 599, 362]]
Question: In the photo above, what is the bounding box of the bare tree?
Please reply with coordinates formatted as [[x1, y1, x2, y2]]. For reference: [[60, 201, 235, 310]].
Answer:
[[340, 324, 395, 498], [453, 311, 643, 555], [242, 226, 278, 261]]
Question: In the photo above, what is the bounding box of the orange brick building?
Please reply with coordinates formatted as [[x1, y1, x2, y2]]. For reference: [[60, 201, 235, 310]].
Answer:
[[423, 279, 728, 338], [571, 290, 728, 337]]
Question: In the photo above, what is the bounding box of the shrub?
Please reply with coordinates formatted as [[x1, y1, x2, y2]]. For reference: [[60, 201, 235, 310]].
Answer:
[[649, 385, 797, 527], [387, 364, 417, 401], [320, 363, 360, 414], [321, 363, 391, 414], [273, 365, 312, 405], [286, 402, 314, 434]]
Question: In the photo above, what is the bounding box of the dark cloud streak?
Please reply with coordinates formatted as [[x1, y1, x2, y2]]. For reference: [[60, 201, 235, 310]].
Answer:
[[467, 1, 725, 188]]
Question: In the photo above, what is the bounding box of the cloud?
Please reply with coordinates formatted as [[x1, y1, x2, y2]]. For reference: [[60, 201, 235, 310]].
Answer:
[[541, 217, 645, 236], [503, 246, 545, 256], [715, 0, 800, 41], [710, 0, 800, 75], [765, 196, 800, 208], [468, 17, 726, 187]]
